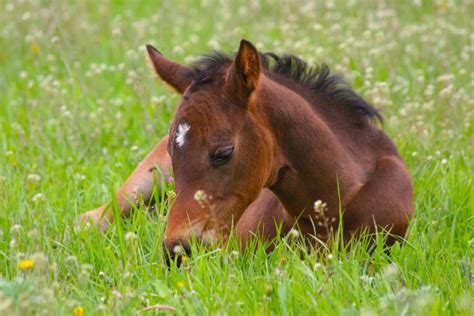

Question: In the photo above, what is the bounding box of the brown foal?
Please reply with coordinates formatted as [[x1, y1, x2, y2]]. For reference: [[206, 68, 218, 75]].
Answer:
[[80, 40, 413, 262]]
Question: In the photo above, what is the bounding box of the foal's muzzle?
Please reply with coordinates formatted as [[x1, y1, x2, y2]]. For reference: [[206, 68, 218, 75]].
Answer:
[[162, 238, 192, 267]]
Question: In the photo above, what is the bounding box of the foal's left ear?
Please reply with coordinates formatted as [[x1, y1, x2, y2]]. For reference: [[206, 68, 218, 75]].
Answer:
[[146, 44, 192, 94], [229, 39, 261, 100]]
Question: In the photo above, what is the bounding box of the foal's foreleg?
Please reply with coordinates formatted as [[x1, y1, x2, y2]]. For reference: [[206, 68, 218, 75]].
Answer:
[[235, 189, 294, 251], [79, 136, 171, 230]]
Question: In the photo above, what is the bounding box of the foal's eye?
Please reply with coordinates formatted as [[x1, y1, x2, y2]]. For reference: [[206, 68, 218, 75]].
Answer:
[[210, 146, 234, 167]]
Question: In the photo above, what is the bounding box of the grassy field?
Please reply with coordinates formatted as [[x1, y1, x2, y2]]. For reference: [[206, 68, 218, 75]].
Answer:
[[1, 0, 473, 314]]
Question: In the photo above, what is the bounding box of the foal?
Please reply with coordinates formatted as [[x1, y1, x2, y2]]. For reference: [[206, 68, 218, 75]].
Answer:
[[80, 40, 413, 261]]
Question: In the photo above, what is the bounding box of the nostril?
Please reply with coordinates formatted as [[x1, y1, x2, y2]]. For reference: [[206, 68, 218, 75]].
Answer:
[[162, 238, 192, 267]]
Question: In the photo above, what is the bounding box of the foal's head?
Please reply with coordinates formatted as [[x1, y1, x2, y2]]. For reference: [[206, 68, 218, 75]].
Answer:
[[147, 40, 277, 259]]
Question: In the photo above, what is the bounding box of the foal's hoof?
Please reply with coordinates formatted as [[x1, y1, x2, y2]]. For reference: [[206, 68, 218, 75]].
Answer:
[[75, 209, 109, 232]]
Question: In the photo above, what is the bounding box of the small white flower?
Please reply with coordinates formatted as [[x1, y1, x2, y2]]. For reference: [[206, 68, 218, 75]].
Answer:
[[60, 105, 71, 118], [27, 174, 41, 183], [314, 200, 322, 209], [382, 263, 399, 279], [10, 224, 22, 234], [32, 193, 45, 202], [172, 45, 184, 55], [314, 200, 327, 213], [194, 190, 206, 202], [125, 232, 137, 242], [274, 267, 284, 277], [112, 289, 123, 299], [173, 245, 184, 255], [287, 228, 300, 240], [208, 39, 220, 50], [151, 96, 165, 104], [27, 229, 39, 239], [360, 274, 375, 284], [22, 12, 31, 21], [66, 256, 78, 265], [112, 28, 122, 37], [184, 55, 197, 64]]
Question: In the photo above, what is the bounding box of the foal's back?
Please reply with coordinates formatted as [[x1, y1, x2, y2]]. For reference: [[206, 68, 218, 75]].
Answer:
[[263, 60, 401, 175]]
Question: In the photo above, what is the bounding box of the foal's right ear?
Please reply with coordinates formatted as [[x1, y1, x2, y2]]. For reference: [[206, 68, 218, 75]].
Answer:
[[228, 39, 261, 101], [146, 44, 192, 94]]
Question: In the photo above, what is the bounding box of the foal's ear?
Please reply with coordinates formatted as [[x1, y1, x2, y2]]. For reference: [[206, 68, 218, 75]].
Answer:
[[146, 44, 192, 94], [229, 39, 261, 100]]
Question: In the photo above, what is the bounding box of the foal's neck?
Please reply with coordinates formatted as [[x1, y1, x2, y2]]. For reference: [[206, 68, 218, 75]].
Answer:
[[257, 77, 361, 221]]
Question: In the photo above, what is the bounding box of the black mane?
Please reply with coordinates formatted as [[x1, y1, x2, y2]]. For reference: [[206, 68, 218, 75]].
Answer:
[[186, 51, 382, 123]]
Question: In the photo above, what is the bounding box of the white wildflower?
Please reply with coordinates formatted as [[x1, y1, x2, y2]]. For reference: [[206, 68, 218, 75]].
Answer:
[[287, 228, 300, 240], [32, 193, 45, 202], [125, 232, 137, 242], [27, 174, 41, 183], [194, 190, 207, 203], [173, 245, 184, 255]]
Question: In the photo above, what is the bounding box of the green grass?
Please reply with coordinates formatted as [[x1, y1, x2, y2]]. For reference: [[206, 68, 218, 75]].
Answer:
[[1, 0, 473, 314]]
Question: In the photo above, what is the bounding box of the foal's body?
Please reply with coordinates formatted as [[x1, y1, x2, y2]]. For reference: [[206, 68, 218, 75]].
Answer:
[[81, 40, 413, 254]]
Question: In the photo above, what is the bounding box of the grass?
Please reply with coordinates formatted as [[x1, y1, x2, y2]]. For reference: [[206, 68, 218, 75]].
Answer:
[[0, 0, 473, 314]]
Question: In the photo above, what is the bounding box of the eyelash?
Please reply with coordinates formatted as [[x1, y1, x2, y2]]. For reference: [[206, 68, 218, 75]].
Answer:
[[210, 146, 234, 167]]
